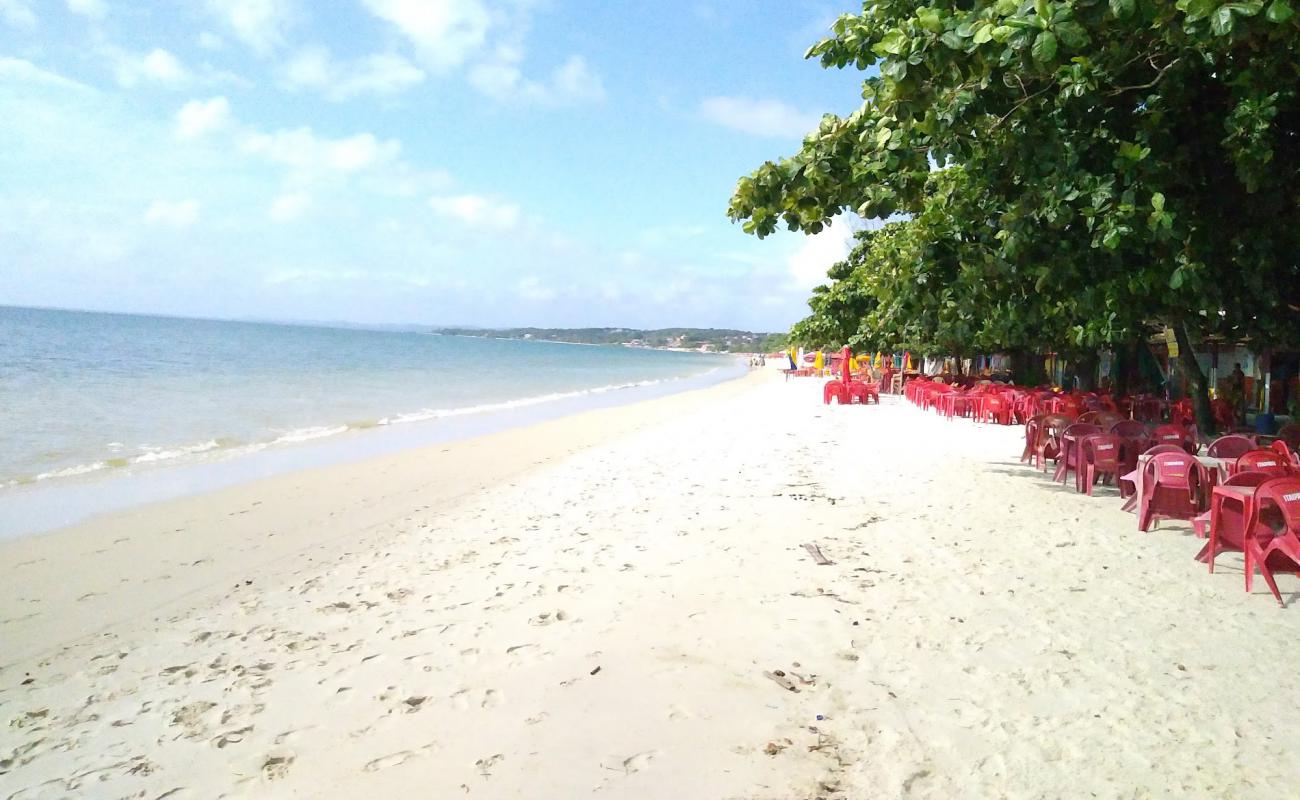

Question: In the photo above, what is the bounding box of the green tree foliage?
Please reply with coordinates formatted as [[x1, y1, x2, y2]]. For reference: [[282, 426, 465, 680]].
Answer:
[[730, 0, 1300, 427]]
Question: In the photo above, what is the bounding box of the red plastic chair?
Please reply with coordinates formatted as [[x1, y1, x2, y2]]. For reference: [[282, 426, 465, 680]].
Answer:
[[1033, 414, 1072, 472], [1080, 434, 1124, 495], [1054, 423, 1102, 485], [1021, 414, 1045, 463], [1206, 434, 1256, 460], [1152, 424, 1196, 454], [1193, 471, 1273, 569], [981, 394, 1013, 425], [1269, 439, 1299, 468], [1119, 444, 1188, 508], [1243, 476, 1300, 606], [1137, 451, 1205, 531], [1235, 449, 1294, 478]]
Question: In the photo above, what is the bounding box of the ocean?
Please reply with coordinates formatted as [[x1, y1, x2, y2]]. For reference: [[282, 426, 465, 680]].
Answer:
[[0, 306, 737, 532]]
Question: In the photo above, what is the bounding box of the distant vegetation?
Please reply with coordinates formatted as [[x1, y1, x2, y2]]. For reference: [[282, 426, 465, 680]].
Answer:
[[434, 327, 788, 353]]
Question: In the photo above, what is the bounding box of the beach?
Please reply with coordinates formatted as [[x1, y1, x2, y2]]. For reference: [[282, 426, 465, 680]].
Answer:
[[3, 371, 1299, 799]]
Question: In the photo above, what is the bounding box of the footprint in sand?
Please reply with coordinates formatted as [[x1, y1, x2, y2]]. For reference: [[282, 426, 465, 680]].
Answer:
[[450, 688, 505, 710], [261, 753, 294, 781], [364, 750, 418, 772], [618, 750, 660, 774], [528, 610, 569, 626]]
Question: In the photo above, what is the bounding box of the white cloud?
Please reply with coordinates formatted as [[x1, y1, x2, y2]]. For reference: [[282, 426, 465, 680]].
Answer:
[[515, 276, 556, 302], [113, 48, 189, 88], [470, 52, 604, 106], [175, 96, 230, 138], [242, 127, 402, 172], [361, 0, 491, 71], [787, 218, 854, 290], [0, 0, 36, 28], [0, 57, 94, 91], [66, 0, 107, 19], [267, 192, 310, 221], [206, 0, 293, 52], [283, 46, 425, 100], [429, 193, 520, 230], [699, 96, 820, 139], [197, 31, 225, 50], [144, 199, 200, 227]]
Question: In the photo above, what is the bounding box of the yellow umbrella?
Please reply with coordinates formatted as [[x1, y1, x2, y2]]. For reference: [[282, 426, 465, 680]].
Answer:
[[849, 356, 859, 372], [874, 351, 884, 369], [813, 350, 825, 372], [904, 352, 913, 371]]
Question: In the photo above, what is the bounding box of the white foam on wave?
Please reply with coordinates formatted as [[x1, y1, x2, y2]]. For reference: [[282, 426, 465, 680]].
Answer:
[[272, 425, 350, 444], [382, 377, 669, 425], [133, 439, 222, 464], [32, 461, 109, 482]]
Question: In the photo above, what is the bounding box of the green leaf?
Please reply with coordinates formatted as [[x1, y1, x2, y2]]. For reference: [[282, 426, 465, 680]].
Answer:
[[1267, 0, 1295, 21], [1211, 5, 1236, 33], [1035, 0, 1051, 20], [1102, 228, 1123, 249], [917, 7, 944, 32], [1151, 192, 1166, 211], [1180, 0, 1216, 20], [972, 23, 994, 44], [940, 30, 965, 49], [877, 30, 908, 55], [1169, 266, 1185, 289], [1032, 30, 1058, 61], [1110, 0, 1135, 17], [1055, 21, 1089, 48]]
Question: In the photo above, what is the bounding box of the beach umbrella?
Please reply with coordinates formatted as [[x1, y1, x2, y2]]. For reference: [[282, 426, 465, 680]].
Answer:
[[904, 351, 913, 371], [813, 350, 825, 372], [874, 351, 884, 369], [841, 346, 852, 383]]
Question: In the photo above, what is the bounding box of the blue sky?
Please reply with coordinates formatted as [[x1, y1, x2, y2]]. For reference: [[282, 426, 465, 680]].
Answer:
[[0, 0, 865, 331]]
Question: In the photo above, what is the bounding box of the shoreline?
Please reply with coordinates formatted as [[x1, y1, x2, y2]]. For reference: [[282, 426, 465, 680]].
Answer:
[[0, 360, 745, 540], [0, 368, 767, 670]]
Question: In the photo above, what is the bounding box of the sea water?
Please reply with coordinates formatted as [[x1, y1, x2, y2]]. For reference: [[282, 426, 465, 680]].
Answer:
[[0, 306, 738, 533]]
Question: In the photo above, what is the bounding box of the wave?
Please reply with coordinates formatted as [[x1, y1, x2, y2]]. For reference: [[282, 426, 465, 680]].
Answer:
[[1, 368, 725, 491]]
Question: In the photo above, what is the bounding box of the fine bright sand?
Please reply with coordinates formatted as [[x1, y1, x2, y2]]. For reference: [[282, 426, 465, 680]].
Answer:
[[2, 371, 1299, 799]]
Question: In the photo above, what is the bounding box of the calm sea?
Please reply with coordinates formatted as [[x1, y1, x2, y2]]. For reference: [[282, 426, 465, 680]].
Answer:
[[0, 306, 734, 493]]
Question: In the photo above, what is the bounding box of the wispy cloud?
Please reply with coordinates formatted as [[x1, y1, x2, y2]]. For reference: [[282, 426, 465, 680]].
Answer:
[[469, 52, 604, 106], [205, 0, 295, 53], [111, 48, 190, 88], [144, 199, 200, 227], [242, 128, 402, 173], [282, 46, 425, 101], [428, 193, 520, 230], [361, 0, 490, 71], [175, 96, 230, 138], [66, 0, 107, 19], [267, 192, 310, 222], [699, 95, 819, 139], [0, 0, 36, 28]]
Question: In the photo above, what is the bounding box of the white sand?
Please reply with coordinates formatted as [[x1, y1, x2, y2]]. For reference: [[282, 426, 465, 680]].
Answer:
[[2, 372, 1298, 799]]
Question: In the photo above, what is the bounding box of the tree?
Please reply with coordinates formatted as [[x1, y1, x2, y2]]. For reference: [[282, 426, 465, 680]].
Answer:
[[730, 0, 1300, 429]]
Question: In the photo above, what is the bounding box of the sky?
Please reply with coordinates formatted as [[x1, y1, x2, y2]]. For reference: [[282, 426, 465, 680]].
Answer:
[[0, 0, 867, 332]]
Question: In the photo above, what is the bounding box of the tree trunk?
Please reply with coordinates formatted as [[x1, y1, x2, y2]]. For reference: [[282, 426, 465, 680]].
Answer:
[[1009, 348, 1041, 386], [1173, 323, 1214, 434], [1073, 351, 1099, 391], [1113, 343, 1132, 398]]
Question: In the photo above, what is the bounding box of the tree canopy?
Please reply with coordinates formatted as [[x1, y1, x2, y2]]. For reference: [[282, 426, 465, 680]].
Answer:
[[730, 0, 1300, 423]]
